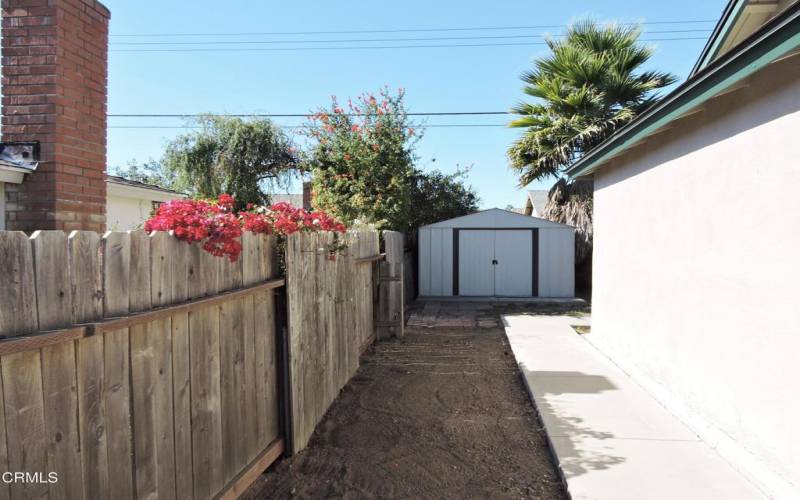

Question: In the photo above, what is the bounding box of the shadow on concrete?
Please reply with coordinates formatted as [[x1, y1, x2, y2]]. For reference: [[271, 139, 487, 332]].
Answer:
[[519, 365, 626, 479]]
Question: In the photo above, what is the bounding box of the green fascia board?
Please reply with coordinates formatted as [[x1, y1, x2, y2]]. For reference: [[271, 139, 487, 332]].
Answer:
[[566, 4, 800, 179], [691, 0, 748, 76]]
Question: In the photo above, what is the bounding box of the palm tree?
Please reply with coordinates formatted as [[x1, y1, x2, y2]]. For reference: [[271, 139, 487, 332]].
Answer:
[[508, 20, 675, 290], [508, 20, 676, 183]]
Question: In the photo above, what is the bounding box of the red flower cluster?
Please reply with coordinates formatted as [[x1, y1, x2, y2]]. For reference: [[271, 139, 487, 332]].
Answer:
[[241, 202, 346, 236], [145, 194, 346, 261]]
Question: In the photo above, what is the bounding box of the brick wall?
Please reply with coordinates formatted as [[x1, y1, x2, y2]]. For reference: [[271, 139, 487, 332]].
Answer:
[[1, 0, 110, 232]]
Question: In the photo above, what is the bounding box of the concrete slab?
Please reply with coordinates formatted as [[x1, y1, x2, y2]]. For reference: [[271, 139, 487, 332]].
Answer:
[[503, 314, 765, 500], [549, 437, 762, 500]]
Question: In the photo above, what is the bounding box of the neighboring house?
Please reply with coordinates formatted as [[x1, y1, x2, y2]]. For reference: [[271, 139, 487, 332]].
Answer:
[[566, 1, 800, 497], [0, 145, 185, 231], [0, 1, 182, 233], [523, 190, 549, 217], [0, 143, 38, 231], [106, 176, 186, 230], [269, 182, 313, 210]]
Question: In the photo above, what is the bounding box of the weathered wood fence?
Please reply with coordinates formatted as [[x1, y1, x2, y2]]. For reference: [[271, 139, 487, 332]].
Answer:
[[284, 230, 379, 451], [0, 227, 393, 498], [0, 229, 284, 500]]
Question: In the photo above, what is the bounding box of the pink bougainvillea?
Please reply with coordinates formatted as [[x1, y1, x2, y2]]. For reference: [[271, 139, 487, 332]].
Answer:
[[145, 194, 346, 261]]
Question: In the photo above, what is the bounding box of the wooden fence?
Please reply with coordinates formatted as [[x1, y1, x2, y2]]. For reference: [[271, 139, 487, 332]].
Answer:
[[0, 229, 283, 500], [285, 230, 379, 451]]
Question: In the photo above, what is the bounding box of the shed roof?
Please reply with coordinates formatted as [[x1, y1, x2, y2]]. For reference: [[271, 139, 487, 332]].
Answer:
[[421, 208, 573, 229]]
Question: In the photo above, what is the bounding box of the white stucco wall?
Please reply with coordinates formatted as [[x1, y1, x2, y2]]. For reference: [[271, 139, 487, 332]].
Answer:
[[106, 194, 153, 231], [591, 56, 800, 497], [106, 183, 185, 231]]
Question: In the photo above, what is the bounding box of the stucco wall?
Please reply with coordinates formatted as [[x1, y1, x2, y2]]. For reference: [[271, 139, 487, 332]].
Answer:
[[106, 194, 155, 231], [591, 56, 800, 497]]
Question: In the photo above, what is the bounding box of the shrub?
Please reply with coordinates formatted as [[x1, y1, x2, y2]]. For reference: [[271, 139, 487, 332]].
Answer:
[[145, 194, 346, 261]]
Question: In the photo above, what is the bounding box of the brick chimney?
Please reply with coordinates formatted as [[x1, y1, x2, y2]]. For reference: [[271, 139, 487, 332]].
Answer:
[[302, 181, 313, 211], [1, 0, 110, 232]]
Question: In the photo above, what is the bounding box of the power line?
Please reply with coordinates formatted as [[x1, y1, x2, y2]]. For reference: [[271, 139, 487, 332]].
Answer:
[[110, 20, 718, 37], [108, 124, 510, 129], [110, 37, 708, 53], [110, 29, 713, 46], [109, 111, 512, 118]]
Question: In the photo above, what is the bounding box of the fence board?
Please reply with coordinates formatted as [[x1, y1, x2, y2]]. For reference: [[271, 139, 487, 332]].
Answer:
[[170, 236, 189, 303], [31, 231, 84, 500], [286, 230, 379, 451], [219, 297, 246, 483], [42, 341, 84, 500], [69, 231, 103, 323], [242, 295, 259, 460], [77, 334, 109, 498], [253, 290, 278, 446], [0, 231, 38, 338], [32, 231, 72, 330], [171, 311, 193, 500], [129, 229, 152, 313], [190, 305, 224, 498], [103, 231, 135, 500], [1, 350, 48, 499], [187, 242, 206, 299], [132, 317, 177, 500], [150, 231, 173, 307]]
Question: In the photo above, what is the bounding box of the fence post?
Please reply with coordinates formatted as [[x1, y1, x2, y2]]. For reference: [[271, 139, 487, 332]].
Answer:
[[377, 231, 404, 339]]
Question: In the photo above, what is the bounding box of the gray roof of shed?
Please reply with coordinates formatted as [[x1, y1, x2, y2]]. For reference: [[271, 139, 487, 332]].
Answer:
[[421, 207, 573, 229]]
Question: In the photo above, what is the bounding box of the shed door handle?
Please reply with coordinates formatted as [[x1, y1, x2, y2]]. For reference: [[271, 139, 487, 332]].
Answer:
[[492, 259, 498, 265]]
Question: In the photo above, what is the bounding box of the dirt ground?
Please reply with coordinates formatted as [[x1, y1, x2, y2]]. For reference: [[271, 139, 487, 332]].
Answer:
[[244, 313, 567, 499]]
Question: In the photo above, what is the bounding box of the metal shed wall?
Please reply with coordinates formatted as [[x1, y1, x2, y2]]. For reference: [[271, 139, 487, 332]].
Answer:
[[418, 209, 575, 297]]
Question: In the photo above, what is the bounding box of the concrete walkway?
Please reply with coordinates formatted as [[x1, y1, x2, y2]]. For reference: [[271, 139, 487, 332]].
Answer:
[[503, 314, 765, 500]]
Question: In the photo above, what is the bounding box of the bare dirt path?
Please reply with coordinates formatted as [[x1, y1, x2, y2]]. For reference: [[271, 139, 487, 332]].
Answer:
[[245, 320, 566, 499]]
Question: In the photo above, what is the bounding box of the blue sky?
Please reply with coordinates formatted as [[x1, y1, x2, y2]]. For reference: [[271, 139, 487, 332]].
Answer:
[[104, 0, 727, 209]]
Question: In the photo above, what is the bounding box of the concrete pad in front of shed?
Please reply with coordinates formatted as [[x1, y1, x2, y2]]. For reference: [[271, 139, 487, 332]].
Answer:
[[504, 314, 765, 500]]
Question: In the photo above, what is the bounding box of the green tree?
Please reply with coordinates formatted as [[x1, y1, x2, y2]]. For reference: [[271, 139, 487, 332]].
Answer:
[[110, 159, 175, 189], [508, 20, 676, 184], [507, 20, 675, 288], [161, 115, 300, 208], [408, 167, 479, 229], [304, 88, 418, 232]]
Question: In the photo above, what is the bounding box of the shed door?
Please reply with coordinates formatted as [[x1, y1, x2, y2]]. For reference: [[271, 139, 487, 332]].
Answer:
[[494, 230, 533, 296], [458, 230, 495, 296]]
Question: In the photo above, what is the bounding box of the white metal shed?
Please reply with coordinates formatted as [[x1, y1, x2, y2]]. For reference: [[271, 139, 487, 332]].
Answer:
[[418, 208, 575, 298]]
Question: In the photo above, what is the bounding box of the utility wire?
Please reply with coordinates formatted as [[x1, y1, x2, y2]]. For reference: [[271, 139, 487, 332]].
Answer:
[[109, 111, 512, 118], [110, 29, 713, 46], [108, 124, 510, 129], [111, 37, 708, 52], [110, 19, 718, 37]]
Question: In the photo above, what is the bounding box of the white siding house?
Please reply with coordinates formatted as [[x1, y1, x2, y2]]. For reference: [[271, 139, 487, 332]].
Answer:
[[106, 176, 186, 230], [565, 2, 800, 497], [418, 208, 574, 298]]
